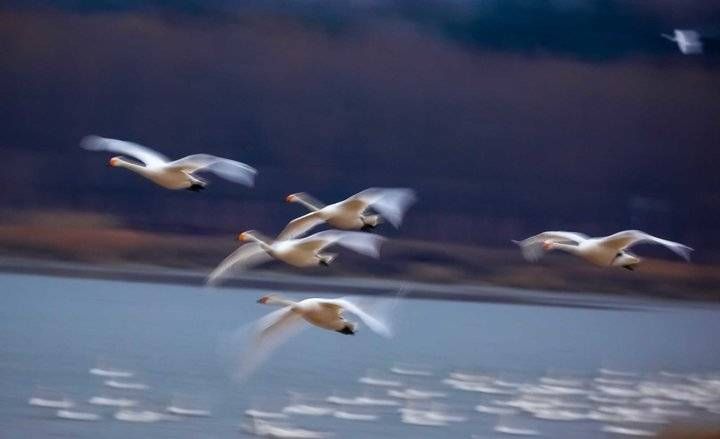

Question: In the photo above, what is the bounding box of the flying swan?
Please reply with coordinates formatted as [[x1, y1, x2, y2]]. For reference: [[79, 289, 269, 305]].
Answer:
[[80, 135, 257, 191], [513, 230, 692, 270], [207, 230, 384, 286], [279, 188, 416, 239]]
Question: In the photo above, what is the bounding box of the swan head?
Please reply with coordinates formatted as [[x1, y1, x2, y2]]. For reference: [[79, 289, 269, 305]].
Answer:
[[612, 252, 640, 269], [285, 194, 300, 203], [256, 294, 281, 305], [257, 295, 270, 304], [237, 232, 251, 242], [108, 157, 122, 167]]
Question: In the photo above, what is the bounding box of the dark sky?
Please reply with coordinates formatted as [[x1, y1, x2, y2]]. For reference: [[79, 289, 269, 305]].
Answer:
[[1, 1, 719, 253]]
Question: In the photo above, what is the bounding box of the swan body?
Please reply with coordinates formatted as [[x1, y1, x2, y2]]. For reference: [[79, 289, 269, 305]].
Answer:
[[662, 30, 703, 55], [81, 135, 256, 190], [279, 188, 416, 239], [513, 230, 692, 270], [207, 230, 384, 286], [256, 295, 392, 337]]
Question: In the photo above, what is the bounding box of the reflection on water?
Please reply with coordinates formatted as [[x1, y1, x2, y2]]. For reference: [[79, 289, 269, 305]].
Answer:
[[2, 273, 720, 438]]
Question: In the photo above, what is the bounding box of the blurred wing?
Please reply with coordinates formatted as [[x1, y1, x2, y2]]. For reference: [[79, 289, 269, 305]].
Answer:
[[513, 231, 589, 262], [308, 230, 385, 257], [327, 298, 392, 338], [206, 243, 271, 286], [353, 188, 417, 227], [80, 135, 168, 167], [598, 230, 693, 260], [227, 307, 305, 381], [276, 211, 326, 241], [168, 155, 257, 187]]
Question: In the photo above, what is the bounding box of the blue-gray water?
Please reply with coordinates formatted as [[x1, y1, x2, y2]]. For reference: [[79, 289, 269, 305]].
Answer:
[[1, 273, 720, 438]]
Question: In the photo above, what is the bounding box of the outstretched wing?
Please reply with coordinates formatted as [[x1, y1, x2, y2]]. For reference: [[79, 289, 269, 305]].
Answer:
[[597, 230, 693, 261], [227, 307, 306, 381], [513, 231, 589, 262], [325, 298, 392, 338], [295, 230, 384, 257], [357, 188, 417, 227], [337, 188, 417, 227], [166, 154, 257, 187], [276, 211, 326, 241], [206, 243, 272, 286], [80, 135, 168, 167]]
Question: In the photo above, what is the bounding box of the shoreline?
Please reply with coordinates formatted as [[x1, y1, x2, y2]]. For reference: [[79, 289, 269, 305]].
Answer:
[[0, 257, 714, 311]]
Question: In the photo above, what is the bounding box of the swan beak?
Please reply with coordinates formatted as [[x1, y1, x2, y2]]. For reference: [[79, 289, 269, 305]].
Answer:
[[257, 296, 268, 304], [108, 157, 118, 167], [237, 232, 248, 241], [286, 194, 296, 202]]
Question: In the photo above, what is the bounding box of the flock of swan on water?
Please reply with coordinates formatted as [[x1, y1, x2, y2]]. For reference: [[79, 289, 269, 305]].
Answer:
[[28, 360, 720, 437]]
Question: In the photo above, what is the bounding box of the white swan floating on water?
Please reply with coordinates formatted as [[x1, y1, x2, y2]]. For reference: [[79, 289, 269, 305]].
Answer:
[[81, 135, 256, 191], [279, 188, 416, 239], [207, 230, 384, 286], [513, 230, 692, 270]]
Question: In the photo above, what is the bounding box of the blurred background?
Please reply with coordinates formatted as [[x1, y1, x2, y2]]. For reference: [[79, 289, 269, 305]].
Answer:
[[1, 0, 719, 297]]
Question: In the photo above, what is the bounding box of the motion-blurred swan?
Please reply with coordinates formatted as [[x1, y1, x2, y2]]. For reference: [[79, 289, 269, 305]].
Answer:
[[255, 295, 392, 336], [81, 135, 256, 190], [279, 188, 416, 239], [207, 230, 384, 286], [662, 30, 703, 54], [513, 230, 692, 270]]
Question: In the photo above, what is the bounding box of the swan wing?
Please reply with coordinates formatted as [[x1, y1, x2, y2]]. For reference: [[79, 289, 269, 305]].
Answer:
[[512, 231, 589, 262], [167, 154, 257, 186], [229, 307, 306, 381], [354, 188, 417, 227], [307, 230, 385, 257], [206, 243, 272, 286], [597, 230, 693, 260], [324, 298, 392, 338], [80, 135, 168, 167], [276, 211, 326, 241]]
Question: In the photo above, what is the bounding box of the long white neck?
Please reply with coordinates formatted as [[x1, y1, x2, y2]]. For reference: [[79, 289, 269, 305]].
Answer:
[[244, 232, 274, 252], [551, 243, 582, 256], [115, 158, 152, 175], [295, 198, 321, 212], [264, 296, 297, 307]]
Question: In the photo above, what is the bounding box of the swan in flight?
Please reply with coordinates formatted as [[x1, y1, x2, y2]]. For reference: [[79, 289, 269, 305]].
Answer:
[[662, 30, 703, 55], [207, 230, 384, 286], [279, 188, 416, 239], [513, 230, 692, 270], [80, 135, 257, 191], [224, 294, 395, 381], [254, 295, 392, 337]]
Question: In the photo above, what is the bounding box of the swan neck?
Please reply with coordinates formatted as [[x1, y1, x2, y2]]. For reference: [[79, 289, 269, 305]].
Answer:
[[296, 199, 320, 212], [266, 297, 297, 307], [115, 158, 148, 174], [244, 234, 273, 252], [552, 243, 581, 255]]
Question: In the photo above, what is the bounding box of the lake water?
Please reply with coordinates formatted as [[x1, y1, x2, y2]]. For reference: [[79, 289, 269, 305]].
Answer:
[[1, 273, 720, 438]]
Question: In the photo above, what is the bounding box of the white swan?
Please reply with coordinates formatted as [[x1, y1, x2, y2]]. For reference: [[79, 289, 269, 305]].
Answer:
[[513, 230, 692, 270], [226, 293, 398, 381], [662, 30, 703, 55], [207, 230, 384, 286], [279, 188, 416, 239], [255, 295, 393, 337], [81, 135, 256, 191]]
